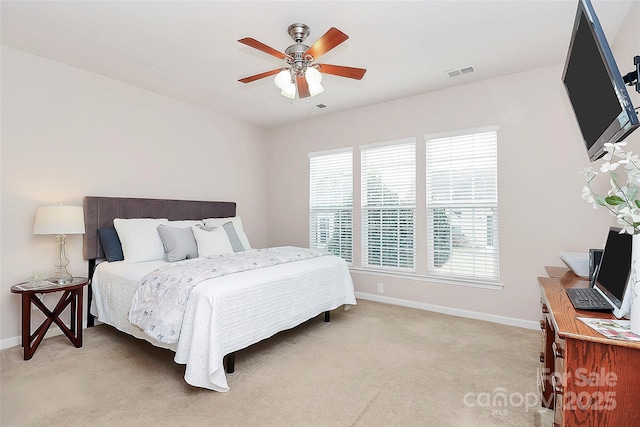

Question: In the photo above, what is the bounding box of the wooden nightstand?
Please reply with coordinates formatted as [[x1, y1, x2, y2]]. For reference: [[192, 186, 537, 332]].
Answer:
[[11, 277, 89, 360]]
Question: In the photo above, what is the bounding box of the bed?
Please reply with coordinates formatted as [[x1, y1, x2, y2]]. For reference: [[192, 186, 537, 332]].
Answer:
[[82, 196, 356, 391]]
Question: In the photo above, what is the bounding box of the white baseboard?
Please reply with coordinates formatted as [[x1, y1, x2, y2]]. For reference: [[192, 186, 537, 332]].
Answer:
[[1, 298, 538, 350], [1, 321, 89, 351], [355, 292, 540, 330]]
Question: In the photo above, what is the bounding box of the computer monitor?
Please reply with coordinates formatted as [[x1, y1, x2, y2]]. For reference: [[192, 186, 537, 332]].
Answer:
[[594, 227, 633, 318]]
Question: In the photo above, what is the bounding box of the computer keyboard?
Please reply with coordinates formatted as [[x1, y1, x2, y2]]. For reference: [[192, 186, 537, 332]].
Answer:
[[566, 287, 613, 311]]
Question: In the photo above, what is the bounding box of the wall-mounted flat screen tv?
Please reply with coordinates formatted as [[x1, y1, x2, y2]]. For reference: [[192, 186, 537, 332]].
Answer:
[[562, 0, 639, 161]]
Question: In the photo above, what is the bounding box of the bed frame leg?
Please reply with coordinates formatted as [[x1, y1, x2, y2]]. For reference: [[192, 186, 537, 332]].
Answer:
[[225, 352, 235, 374], [87, 259, 96, 327], [324, 311, 330, 322]]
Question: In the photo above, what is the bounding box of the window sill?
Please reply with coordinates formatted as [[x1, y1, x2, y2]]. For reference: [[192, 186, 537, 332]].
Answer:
[[348, 267, 504, 291]]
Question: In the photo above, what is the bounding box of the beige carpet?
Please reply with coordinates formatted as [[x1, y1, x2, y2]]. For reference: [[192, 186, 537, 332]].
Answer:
[[1, 299, 553, 426]]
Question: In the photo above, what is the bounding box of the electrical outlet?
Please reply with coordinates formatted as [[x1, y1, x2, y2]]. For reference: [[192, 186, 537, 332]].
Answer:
[[377, 283, 384, 293]]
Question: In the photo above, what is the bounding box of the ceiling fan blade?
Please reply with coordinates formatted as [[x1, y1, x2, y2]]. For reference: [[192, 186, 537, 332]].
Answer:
[[304, 27, 349, 61], [238, 37, 293, 61], [238, 69, 282, 83], [317, 64, 367, 80], [296, 74, 310, 98]]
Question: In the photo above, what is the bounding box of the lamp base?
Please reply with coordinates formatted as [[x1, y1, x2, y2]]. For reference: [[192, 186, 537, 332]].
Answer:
[[47, 266, 73, 285], [49, 270, 73, 285], [51, 234, 73, 284]]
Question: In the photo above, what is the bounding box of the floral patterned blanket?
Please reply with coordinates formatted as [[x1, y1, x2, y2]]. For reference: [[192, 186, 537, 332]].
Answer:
[[129, 246, 329, 344]]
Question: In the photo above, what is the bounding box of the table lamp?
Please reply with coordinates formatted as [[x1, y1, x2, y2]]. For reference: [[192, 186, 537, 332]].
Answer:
[[33, 204, 85, 284]]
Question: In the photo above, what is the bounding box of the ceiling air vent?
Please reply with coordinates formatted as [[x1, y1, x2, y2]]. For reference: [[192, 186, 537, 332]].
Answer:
[[447, 66, 475, 78]]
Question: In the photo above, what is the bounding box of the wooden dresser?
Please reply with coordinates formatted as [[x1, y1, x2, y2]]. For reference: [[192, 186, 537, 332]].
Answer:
[[539, 267, 640, 426]]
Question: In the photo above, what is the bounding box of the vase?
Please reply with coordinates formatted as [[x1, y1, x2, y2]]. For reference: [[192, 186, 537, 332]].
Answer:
[[629, 234, 640, 335]]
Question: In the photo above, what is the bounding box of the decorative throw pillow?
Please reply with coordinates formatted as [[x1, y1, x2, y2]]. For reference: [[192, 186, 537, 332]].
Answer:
[[221, 221, 248, 252], [202, 217, 251, 250], [192, 224, 234, 257], [113, 218, 169, 263], [166, 220, 203, 228], [157, 224, 198, 262], [97, 227, 124, 262]]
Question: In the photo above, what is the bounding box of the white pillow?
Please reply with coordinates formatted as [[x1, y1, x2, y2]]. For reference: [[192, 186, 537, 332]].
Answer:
[[202, 217, 251, 249], [166, 220, 203, 228], [113, 218, 169, 263], [192, 225, 234, 257]]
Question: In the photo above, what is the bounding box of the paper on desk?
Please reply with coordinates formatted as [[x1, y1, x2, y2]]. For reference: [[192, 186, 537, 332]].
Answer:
[[577, 317, 640, 341]]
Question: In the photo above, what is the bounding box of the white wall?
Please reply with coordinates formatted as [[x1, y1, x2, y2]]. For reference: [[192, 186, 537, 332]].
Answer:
[[265, 0, 640, 325], [0, 47, 269, 345], [1, 1, 638, 346]]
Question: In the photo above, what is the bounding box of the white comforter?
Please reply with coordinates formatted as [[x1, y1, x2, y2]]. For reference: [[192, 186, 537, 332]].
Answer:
[[130, 247, 331, 344], [90, 252, 356, 391]]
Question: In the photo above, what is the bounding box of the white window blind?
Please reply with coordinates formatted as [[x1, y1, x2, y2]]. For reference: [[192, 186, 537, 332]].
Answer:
[[426, 129, 499, 282], [361, 139, 416, 271], [309, 149, 353, 263]]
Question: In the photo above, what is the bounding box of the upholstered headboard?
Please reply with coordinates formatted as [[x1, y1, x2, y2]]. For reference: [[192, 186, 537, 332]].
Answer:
[[83, 196, 237, 260]]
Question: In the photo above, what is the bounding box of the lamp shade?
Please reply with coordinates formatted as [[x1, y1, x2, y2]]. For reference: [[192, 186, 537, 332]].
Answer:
[[309, 82, 325, 97], [305, 67, 322, 85], [33, 205, 85, 235], [281, 82, 296, 99], [274, 70, 292, 90]]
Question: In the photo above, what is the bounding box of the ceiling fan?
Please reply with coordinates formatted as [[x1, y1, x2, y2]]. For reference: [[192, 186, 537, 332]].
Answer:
[[238, 23, 367, 99]]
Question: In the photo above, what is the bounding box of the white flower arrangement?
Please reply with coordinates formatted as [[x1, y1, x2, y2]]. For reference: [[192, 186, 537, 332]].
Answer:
[[582, 141, 640, 234]]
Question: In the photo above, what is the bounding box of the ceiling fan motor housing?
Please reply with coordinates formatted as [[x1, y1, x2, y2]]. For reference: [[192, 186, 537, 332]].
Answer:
[[285, 43, 310, 72], [286, 24, 313, 73]]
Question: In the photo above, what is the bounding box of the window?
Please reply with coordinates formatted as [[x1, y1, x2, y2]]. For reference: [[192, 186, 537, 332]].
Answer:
[[426, 128, 499, 282], [309, 148, 353, 262], [361, 139, 416, 271]]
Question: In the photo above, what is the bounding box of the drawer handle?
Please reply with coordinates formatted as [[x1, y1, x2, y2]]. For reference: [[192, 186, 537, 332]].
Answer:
[[540, 320, 546, 330], [539, 352, 545, 363], [551, 373, 564, 395], [552, 341, 563, 359], [541, 302, 549, 313]]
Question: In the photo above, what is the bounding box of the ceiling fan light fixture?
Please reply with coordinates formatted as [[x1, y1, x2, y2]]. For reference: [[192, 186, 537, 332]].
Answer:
[[274, 70, 292, 90], [239, 24, 366, 99], [281, 82, 296, 99], [305, 67, 322, 85], [309, 82, 324, 97]]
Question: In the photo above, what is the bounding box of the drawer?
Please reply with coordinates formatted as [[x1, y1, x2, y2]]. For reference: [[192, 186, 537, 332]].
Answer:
[[551, 337, 565, 426], [539, 314, 556, 410]]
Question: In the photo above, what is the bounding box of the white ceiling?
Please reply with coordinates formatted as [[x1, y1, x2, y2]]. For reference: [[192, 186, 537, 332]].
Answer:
[[1, 0, 635, 129]]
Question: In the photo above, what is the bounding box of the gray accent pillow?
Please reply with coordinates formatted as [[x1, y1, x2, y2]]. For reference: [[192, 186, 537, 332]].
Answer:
[[222, 221, 247, 252], [157, 224, 198, 262]]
